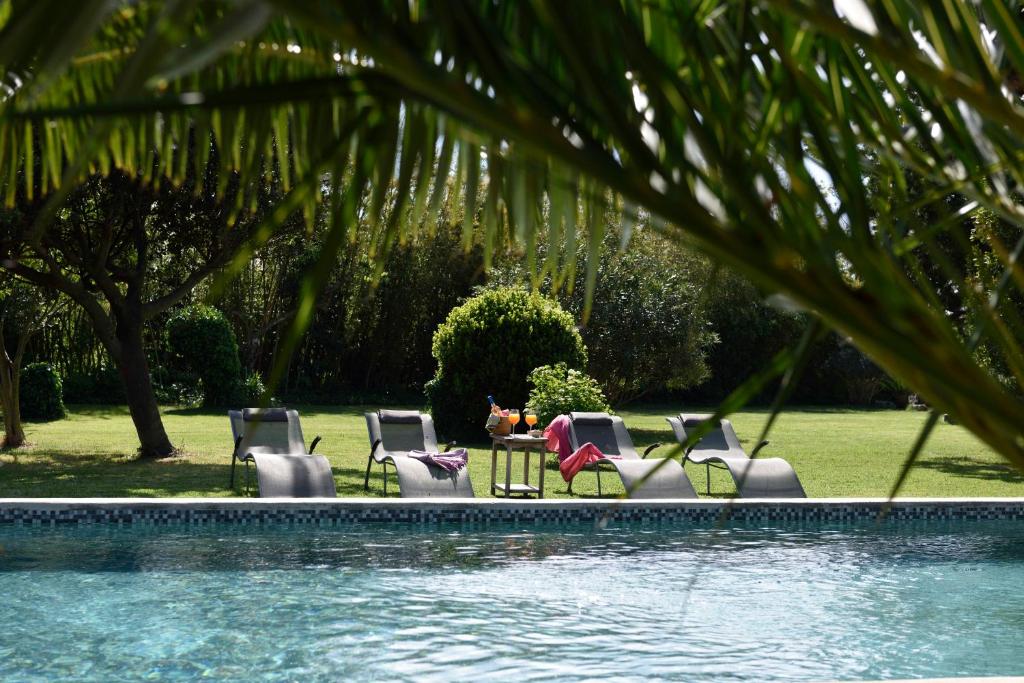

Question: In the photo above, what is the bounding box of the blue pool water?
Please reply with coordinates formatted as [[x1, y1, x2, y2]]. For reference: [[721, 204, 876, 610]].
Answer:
[[1, 519, 1023, 681]]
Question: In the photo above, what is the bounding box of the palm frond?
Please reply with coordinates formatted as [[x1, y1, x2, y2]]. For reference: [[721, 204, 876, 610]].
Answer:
[[4, 0, 1024, 470]]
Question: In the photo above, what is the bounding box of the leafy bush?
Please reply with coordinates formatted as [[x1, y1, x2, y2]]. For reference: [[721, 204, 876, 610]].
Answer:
[[62, 362, 127, 404], [489, 224, 716, 404], [426, 287, 587, 440], [824, 341, 888, 405], [683, 270, 805, 402], [167, 305, 243, 406], [20, 363, 65, 421], [241, 371, 266, 405], [527, 363, 611, 427]]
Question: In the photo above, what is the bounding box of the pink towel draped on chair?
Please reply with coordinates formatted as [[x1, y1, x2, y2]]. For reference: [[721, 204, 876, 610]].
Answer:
[[544, 415, 574, 462], [544, 414, 620, 482], [559, 442, 616, 482]]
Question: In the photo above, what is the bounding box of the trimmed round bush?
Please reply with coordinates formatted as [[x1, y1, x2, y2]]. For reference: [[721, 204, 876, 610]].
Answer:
[[167, 305, 243, 406], [527, 363, 611, 428], [20, 362, 65, 421], [426, 287, 587, 440]]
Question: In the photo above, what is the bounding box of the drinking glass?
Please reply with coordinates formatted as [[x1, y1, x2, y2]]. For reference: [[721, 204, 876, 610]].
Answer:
[[524, 408, 538, 433], [508, 409, 520, 435]]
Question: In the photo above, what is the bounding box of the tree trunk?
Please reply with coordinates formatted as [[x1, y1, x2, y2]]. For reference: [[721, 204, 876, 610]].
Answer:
[[116, 319, 175, 458], [0, 327, 26, 449]]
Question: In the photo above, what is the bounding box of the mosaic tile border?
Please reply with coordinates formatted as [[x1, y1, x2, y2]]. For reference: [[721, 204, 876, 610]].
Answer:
[[2, 497, 1024, 526]]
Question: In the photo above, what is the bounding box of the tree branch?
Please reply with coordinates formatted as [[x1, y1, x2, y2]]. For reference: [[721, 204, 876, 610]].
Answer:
[[2, 260, 122, 360], [141, 261, 221, 319]]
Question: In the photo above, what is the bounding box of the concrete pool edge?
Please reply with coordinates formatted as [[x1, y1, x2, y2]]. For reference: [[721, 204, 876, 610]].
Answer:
[[3, 497, 1024, 524]]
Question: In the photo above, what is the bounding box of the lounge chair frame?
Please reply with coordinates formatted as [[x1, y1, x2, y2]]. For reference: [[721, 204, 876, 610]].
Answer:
[[666, 413, 806, 498], [228, 408, 323, 496], [565, 412, 697, 499], [364, 410, 470, 497]]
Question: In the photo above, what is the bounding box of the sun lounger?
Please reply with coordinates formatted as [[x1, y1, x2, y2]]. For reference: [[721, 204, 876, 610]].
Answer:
[[364, 409, 474, 497], [566, 412, 697, 499], [666, 413, 806, 498], [228, 408, 336, 497]]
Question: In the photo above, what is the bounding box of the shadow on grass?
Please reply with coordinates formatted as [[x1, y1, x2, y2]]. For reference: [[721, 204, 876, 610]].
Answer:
[[57, 404, 132, 419], [0, 452, 417, 498], [0, 450, 236, 497], [163, 404, 426, 418], [913, 455, 1024, 483]]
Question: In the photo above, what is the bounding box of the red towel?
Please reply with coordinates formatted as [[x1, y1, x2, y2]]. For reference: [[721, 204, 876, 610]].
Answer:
[[543, 415, 574, 462], [544, 415, 619, 482], [559, 442, 612, 482]]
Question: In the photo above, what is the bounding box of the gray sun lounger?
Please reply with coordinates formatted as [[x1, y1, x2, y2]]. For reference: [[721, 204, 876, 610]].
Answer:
[[566, 412, 697, 499], [364, 410, 474, 497], [666, 413, 806, 498], [228, 408, 336, 497]]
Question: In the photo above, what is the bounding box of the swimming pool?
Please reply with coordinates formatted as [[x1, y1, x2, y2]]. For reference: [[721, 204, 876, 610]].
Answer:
[[1, 517, 1022, 682]]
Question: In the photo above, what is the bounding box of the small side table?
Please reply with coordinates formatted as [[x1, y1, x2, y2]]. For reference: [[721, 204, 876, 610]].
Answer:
[[490, 434, 549, 498]]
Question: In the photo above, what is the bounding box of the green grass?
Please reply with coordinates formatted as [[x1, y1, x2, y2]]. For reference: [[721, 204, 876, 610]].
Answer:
[[0, 404, 1022, 498]]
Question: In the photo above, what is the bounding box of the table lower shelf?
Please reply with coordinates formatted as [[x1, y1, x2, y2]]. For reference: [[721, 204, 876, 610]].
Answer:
[[492, 483, 541, 496]]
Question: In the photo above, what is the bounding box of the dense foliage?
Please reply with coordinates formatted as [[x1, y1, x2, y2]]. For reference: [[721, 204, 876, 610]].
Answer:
[[7, 1, 1024, 472], [526, 363, 611, 428], [19, 363, 65, 422], [167, 306, 244, 407], [427, 287, 587, 440], [219, 218, 484, 403], [491, 224, 716, 404], [683, 272, 804, 402]]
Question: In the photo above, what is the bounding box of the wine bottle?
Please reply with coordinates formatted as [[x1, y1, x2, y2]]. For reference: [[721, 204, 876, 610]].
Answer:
[[487, 395, 502, 415]]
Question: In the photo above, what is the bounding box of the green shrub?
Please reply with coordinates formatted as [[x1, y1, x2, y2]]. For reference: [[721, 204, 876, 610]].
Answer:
[[426, 287, 587, 440], [527, 362, 611, 427], [167, 305, 243, 406], [61, 362, 127, 404], [824, 341, 888, 405], [242, 371, 266, 404], [20, 363, 65, 421], [489, 225, 716, 404]]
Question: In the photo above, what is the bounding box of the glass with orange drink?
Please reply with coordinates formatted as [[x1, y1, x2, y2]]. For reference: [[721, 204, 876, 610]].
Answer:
[[508, 409, 520, 435]]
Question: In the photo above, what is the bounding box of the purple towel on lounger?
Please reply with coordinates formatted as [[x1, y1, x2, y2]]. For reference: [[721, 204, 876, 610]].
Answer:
[[409, 448, 469, 473]]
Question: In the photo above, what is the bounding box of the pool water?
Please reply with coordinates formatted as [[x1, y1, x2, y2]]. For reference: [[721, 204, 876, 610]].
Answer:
[[1, 519, 1023, 681]]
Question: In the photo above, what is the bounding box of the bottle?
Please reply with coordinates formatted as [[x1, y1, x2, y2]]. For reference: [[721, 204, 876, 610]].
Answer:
[[487, 395, 502, 415]]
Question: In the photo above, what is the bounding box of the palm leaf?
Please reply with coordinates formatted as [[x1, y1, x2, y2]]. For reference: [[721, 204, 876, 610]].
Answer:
[[4, 0, 1024, 476]]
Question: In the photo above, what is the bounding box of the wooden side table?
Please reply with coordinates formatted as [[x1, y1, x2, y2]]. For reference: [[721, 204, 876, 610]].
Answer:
[[490, 434, 549, 498]]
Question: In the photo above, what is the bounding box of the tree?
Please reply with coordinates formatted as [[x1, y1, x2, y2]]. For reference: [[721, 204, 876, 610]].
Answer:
[[167, 305, 244, 407], [491, 223, 717, 404], [0, 163, 282, 457], [5, 1, 1024, 477], [0, 275, 62, 447]]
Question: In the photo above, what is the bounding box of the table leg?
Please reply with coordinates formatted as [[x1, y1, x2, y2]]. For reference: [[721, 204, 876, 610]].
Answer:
[[538, 448, 545, 499], [490, 442, 498, 496], [504, 444, 513, 498], [524, 447, 530, 487]]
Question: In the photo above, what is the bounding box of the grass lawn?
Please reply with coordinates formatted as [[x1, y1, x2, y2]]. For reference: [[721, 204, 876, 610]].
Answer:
[[0, 404, 1022, 498]]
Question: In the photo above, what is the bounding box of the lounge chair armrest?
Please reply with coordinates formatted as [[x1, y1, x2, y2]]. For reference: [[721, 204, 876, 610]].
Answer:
[[443, 441, 457, 452], [309, 435, 322, 454], [752, 440, 769, 457], [233, 435, 243, 458], [642, 442, 663, 458], [370, 438, 382, 458]]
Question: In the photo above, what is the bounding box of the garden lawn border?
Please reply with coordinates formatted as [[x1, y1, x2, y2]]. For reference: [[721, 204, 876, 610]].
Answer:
[[3, 497, 1024, 525]]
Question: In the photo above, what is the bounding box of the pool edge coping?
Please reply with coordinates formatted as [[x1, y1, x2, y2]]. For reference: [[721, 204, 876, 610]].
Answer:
[[3, 497, 1024, 525], [4, 495, 1024, 509]]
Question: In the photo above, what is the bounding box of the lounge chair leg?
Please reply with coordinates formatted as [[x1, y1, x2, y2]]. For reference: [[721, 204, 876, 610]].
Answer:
[[364, 456, 373, 491], [382, 462, 388, 495], [244, 460, 252, 497], [230, 456, 236, 490], [597, 469, 602, 497], [706, 463, 711, 496]]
